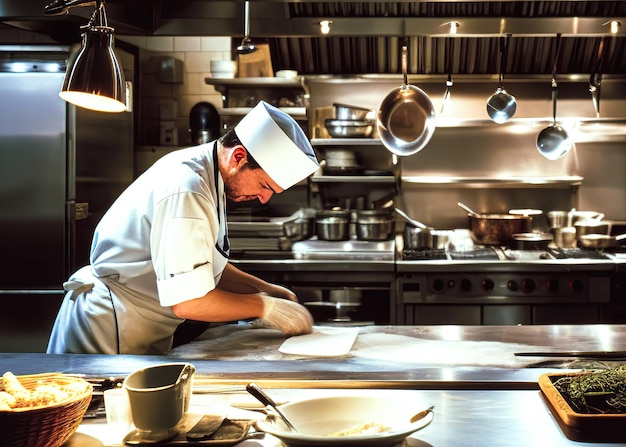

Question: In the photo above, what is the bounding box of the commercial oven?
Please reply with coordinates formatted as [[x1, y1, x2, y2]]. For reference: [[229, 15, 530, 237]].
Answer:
[[396, 246, 621, 325]]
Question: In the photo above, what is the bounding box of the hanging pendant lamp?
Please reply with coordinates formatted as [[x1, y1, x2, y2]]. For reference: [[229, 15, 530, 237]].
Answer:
[[58, 1, 126, 113]]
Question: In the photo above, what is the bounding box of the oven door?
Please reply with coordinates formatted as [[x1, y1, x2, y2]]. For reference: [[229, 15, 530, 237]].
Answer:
[[396, 269, 614, 325], [289, 270, 394, 325]]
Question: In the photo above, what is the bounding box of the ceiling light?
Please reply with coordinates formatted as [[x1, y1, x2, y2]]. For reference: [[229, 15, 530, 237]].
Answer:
[[604, 20, 622, 34], [54, 1, 126, 113], [441, 21, 460, 35], [320, 20, 332, 35]]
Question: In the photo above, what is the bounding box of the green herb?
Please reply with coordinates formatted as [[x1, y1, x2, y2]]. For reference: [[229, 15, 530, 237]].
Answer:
[[552, 364, 626, 414]]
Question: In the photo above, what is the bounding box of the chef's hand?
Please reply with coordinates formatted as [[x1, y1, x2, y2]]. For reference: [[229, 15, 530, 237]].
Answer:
[[260, 296, 314, 335], [260, 283, 297, 302]]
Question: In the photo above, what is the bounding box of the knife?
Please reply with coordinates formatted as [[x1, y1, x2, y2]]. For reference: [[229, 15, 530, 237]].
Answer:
[[514, 351, 626, 359]]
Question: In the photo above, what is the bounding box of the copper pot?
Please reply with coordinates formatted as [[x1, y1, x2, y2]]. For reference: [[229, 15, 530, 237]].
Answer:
[[468, 214, 533, 246]]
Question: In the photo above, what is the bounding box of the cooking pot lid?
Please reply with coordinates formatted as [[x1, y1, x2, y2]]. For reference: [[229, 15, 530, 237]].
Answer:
[[512, 232, 553, 241]]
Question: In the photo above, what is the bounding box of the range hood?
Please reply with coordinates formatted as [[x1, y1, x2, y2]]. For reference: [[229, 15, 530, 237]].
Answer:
[[1, 1, 625, 75]]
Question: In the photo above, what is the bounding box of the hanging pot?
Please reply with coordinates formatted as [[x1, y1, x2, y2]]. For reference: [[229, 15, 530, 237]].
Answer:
[[376, 45, 436, 156], [486, 34, 517, 123], [536, 33, 572, 160]]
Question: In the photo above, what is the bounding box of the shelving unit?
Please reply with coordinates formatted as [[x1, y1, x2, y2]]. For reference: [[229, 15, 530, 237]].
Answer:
[[309, 137, 400, 209], [204, 77, 307, 131]]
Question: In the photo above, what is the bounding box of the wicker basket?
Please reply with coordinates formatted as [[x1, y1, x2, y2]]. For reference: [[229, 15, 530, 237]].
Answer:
[[0, 373, 93, 447]]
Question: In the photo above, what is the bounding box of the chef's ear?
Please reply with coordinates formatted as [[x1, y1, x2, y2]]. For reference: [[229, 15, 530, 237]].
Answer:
[[232, 146, 247, 164]]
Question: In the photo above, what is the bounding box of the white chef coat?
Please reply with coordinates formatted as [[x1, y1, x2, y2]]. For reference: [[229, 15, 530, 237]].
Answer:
[[47, 141, 230, 354]]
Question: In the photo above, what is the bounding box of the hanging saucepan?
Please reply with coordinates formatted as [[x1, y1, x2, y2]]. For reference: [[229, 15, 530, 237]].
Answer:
[[376, 45, 436, 156], [578, 233, 626, 250], [536, 33, 572, 160], [486, 34, 517, 123]]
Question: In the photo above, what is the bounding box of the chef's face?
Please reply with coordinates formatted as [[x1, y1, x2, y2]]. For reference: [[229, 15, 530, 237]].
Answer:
[[224, 147, 284, 204]]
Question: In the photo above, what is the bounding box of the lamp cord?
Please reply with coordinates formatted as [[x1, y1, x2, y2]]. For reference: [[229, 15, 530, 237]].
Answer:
[[84, 0, 108, 29]]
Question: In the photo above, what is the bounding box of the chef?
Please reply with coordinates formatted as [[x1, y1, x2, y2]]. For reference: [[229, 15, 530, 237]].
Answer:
[[47, 101, 320, 355]]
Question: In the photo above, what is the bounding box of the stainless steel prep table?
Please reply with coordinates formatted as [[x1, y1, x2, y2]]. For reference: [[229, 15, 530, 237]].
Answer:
[[3, 325, 626, 446], [3, 324, 626, 385], [69, 388, 626, 447]]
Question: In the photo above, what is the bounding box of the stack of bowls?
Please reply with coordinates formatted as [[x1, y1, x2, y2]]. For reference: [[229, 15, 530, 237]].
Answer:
[[323, 149, 362, 175], [210, 60, 237, 78], [324, 103, 375, 138]]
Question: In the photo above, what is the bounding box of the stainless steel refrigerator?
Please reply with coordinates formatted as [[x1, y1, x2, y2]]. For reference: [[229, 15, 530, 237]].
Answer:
[[0, 45, 134, 351]]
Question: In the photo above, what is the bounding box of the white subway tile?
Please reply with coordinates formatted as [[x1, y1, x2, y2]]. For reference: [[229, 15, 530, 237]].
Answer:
[[147, 36, 174, 52], [174, 37, 202, 52]]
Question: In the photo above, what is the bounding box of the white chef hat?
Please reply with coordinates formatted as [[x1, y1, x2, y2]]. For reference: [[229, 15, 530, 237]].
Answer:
[[235, 100, 319, 189]]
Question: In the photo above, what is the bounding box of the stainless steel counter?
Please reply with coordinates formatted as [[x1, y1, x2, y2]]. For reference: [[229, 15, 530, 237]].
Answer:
[[3, 324, 626, 386], [70, 388, 626, 447], [4, 325, 626, 446]]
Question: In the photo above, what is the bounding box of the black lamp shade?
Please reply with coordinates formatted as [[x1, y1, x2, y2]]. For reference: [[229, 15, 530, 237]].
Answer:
[[60, 26, 126, 113]]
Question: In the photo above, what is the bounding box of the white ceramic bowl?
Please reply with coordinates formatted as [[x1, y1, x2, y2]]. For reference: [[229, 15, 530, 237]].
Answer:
[[276, 69, 299, 79], [210, 60, 237, 78], [255, 394, 434, 447]]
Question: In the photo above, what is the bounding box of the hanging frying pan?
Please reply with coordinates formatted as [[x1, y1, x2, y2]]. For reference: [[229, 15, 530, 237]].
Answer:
[[376, 45, 436, 156]]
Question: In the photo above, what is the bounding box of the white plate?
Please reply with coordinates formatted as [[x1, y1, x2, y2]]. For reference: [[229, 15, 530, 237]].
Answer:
[[255, 394, 434, 447], [278, 327, 359, 357]]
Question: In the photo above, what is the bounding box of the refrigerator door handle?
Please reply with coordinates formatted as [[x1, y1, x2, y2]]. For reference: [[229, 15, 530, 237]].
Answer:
[[66, 200, 76, 277], [76, 202, 89, 220]]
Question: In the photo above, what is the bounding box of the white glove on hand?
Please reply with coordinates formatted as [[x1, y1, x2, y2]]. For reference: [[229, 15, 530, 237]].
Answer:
[[260, 296, 313, 335]]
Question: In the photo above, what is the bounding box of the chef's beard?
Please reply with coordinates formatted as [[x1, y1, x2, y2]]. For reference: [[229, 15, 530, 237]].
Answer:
[[224, 181, 260, 203]]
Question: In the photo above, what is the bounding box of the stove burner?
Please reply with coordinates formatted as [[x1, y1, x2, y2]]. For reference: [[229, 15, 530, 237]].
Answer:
[[402, 246, 614, 261], [549, 248, 613, 260], [402, 247, 500, 261], [402, 249, 447, 260]]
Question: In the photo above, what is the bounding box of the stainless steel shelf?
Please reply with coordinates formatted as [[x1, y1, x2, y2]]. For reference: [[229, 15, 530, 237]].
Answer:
[[219, 107, 306, 119], [311, 138, 384, 146], [205, 77, 303, 88], [312, 175, 396, 183], [401, 176, 584, 188]]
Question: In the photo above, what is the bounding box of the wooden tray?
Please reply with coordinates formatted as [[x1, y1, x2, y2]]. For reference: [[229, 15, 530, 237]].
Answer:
[[538, 372, 626, 441]]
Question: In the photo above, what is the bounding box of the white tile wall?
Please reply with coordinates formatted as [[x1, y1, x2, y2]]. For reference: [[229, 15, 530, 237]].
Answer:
[[118, 35, 233, 147]]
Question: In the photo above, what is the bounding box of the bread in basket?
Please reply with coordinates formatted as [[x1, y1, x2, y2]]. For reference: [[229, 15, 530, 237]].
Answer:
[[0, 372, 93, 447]]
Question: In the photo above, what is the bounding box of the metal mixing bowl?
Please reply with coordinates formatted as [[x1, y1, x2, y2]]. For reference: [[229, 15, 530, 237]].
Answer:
[[324, 119, 373, 138]]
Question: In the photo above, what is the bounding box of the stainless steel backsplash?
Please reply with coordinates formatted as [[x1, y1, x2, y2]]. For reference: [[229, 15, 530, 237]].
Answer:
[[305, 76, 626, 228]]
